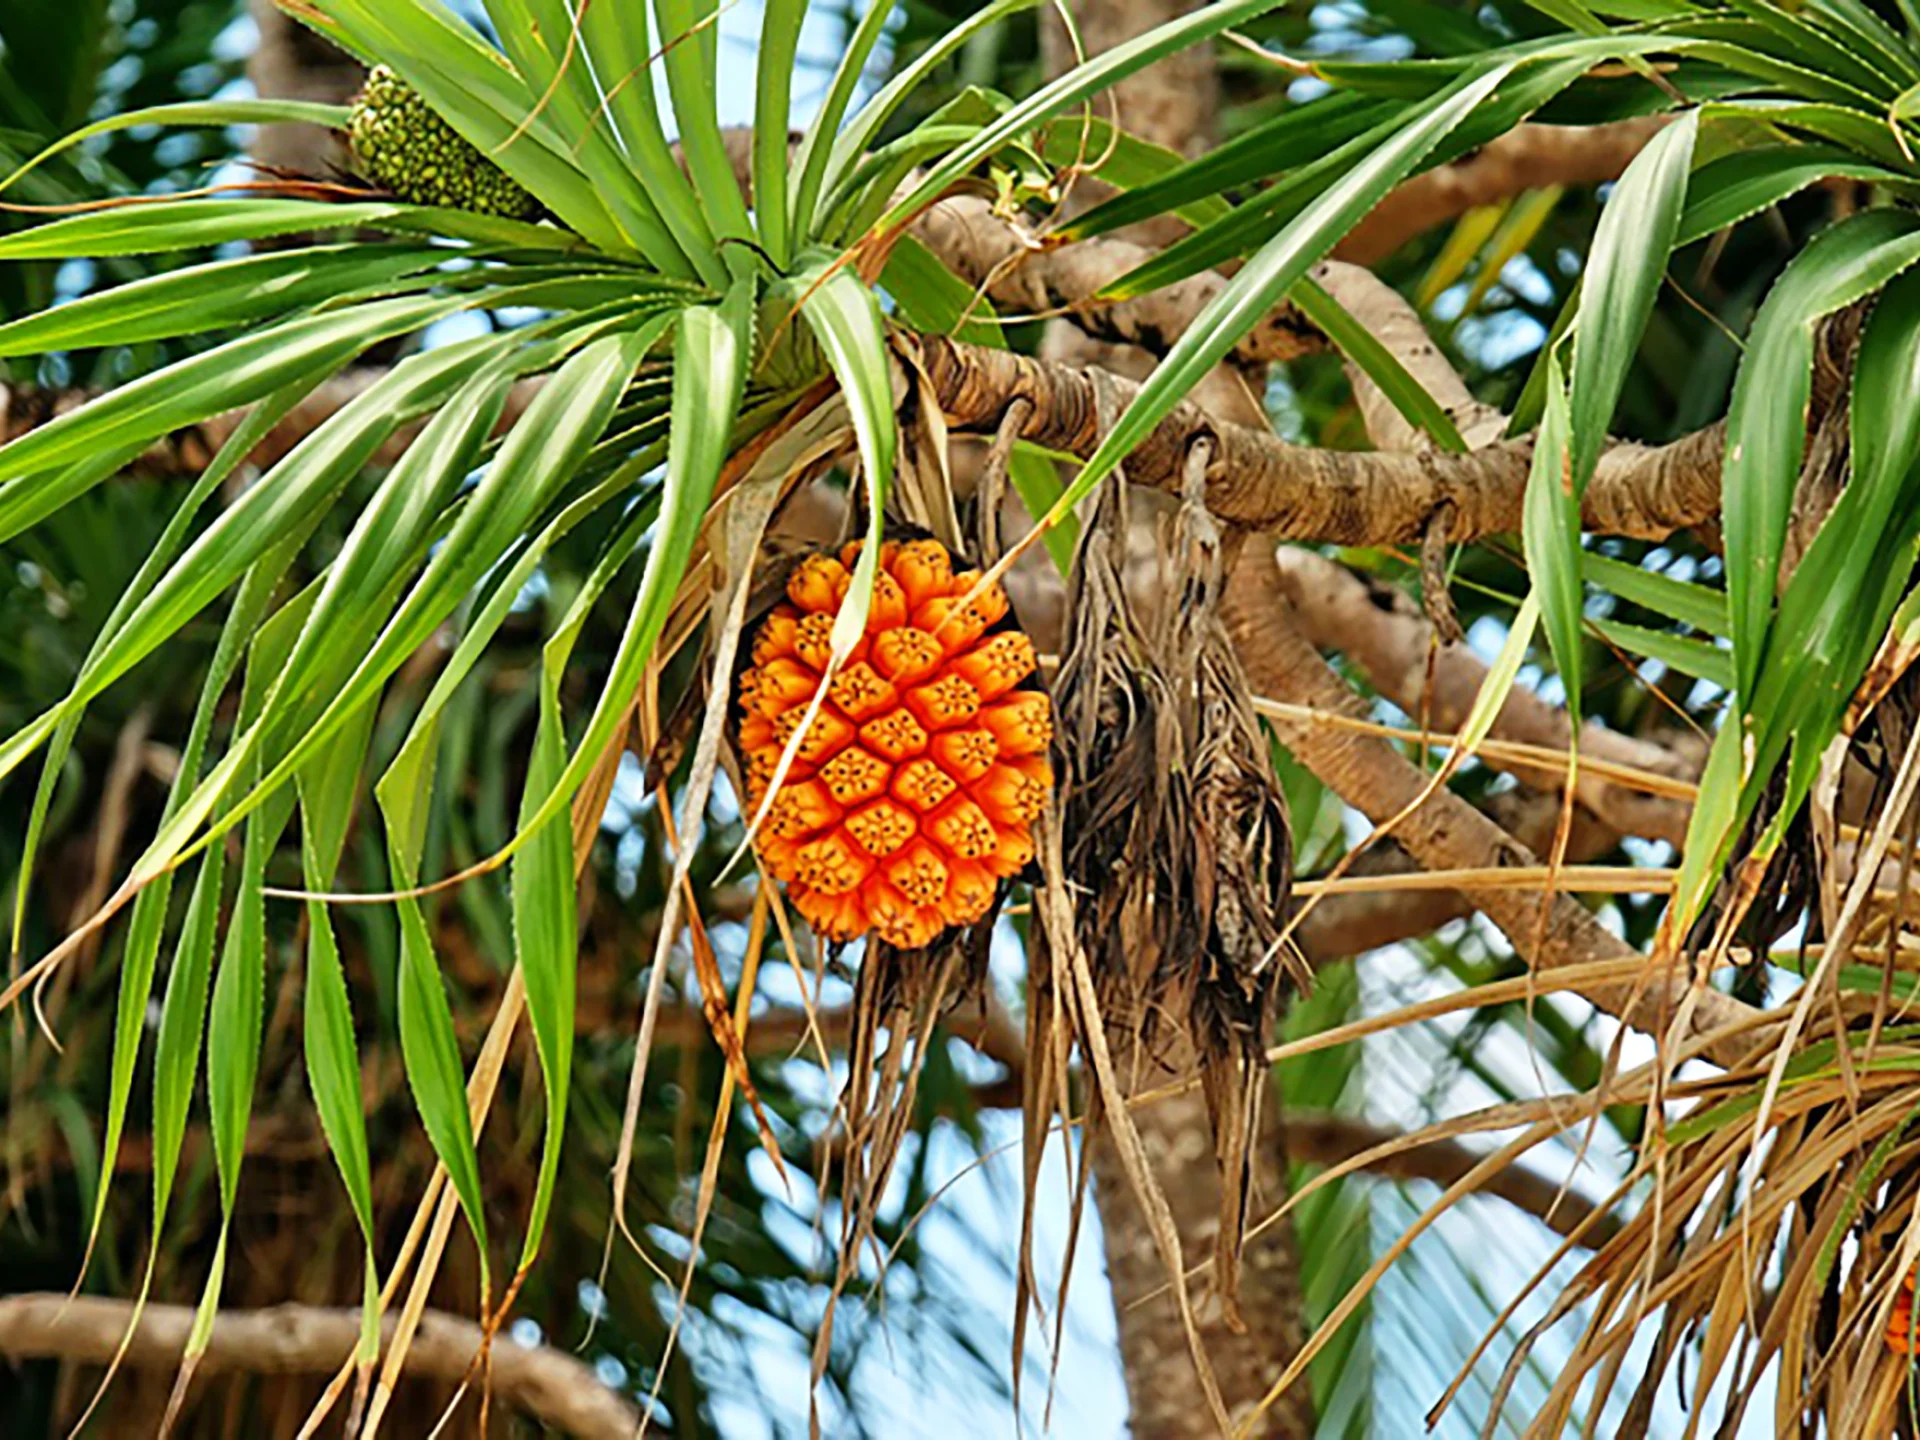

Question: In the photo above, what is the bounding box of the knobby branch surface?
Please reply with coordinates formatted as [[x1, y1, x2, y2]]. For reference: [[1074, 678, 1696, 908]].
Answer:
[[915, 195, 1327, 368], [918, 333, 1727, 543], [1197, 253, 1761, 1062], [4, 329, 1723, 549]]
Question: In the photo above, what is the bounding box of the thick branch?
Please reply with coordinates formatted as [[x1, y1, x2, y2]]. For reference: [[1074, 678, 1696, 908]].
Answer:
[[1272, 547, 1700, 847], [1311, 261, 1508, 450], [6, 320, 1721, 583], [1278, 262, 1705, 847], [916, 196, 1324, 367], [920, 334, 1725, 542], [0, 1295, 637, 1440], [1223, 542, 1765, 1063]]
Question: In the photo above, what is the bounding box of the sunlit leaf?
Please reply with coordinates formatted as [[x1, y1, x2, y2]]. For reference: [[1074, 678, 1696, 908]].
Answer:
[[0, 244, 445, 358], [1721, 207, 1920, 702]]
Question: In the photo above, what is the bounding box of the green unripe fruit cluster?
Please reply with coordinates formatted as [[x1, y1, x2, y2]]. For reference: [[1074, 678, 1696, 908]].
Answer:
[[346, 66, 541, 221]]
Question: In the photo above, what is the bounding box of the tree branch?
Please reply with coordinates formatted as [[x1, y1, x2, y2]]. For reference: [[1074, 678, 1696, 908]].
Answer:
[[915, 195, 1325, 367], [0, 1294, 638, 1440], [5, 328, 1724, 552], [919, 333, 1725, 542], [1221, 542, 1766, 1064], [1271, 547, 1701, 847]]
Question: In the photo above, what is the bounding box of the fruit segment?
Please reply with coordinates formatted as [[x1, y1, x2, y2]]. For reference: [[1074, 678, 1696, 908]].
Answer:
[[739, 540, 1053, 945]]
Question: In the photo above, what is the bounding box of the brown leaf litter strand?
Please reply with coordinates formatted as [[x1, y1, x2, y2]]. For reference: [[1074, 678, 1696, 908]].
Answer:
[[1004, 441, 1308, 1429]]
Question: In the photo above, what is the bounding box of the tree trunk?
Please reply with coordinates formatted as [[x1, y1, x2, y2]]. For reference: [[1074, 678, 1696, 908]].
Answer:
[[1088, 1053, 1312, 1437], [1040, 4, 1312, 1434]]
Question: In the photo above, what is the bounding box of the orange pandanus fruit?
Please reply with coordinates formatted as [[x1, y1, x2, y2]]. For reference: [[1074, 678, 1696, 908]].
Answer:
[[1890, 1268, 1919, 1354], [737, 538, 1052, 950]]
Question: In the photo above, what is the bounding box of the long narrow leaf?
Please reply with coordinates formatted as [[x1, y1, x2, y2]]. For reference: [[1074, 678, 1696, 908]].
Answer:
[[0, 197, 584, 261], [1522, 354, 1584, 727], [1721, 208, 1920, 701], [578, 0, 721, 285], [297, 696, 382, 1246], [500, 286, 753, 857], [78, 539, 299, 1274], [0, 244, 445, 358], [1042, 63, 1511, 527], [1590, 617, 1734, 687], [1584, 552, 1729, 634], [0, 293, 459, 529], [1062, 91, 1393, 242], [1291, 277, 1467, 453], [797, 259, 898, 653], [753, 0, 806, 266], [507, 509, 658, 1271], [653, 0, 754, 275], [1538, 109, 1697, 720], [879, 0, 1286, 233], [380, 753, 492, 1301], [823, 0, 1040, 222], [1, 99, 352, 192], [1676, 142, 1912, 247], [789, 0, 897, 244]]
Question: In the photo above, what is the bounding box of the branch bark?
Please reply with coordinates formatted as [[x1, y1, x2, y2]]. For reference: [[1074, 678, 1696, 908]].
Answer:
[[914, 195, 1325, 368], [19, 320, 1726, 547], [0, 1294, 638, 1440], [1222, 541, 1766, 1064], [918, 333, 1726, 543], [13, 328, 1725, 551], [1270, 546, 1701, 848]]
